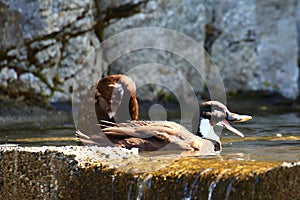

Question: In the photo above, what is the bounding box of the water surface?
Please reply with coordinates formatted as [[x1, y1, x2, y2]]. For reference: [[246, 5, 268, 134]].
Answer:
[[221, 113, 300, 161], [0, 113, 299, 162]]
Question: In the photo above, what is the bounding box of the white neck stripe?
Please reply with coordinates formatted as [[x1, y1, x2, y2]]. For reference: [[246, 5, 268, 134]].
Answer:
[[199, 118, 220, 141]]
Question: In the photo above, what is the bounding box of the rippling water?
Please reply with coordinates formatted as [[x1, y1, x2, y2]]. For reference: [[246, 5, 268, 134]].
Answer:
[[0, 112, 299, 161], [221, 113, 300, 161]]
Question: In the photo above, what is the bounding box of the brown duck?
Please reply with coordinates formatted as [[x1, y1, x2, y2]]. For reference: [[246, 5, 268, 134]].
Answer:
[[94, 74, 138, 123], [77, 75, 252, 154]]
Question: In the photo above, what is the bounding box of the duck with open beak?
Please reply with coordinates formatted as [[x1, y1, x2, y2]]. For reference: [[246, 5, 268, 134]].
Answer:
[[97, 101, 252, 153], [219, 112, 253, 137], [196, 101, 252, 143]]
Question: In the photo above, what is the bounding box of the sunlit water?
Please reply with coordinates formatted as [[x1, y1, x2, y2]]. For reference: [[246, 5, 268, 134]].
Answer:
[[0, 121, 76, 146], [221, 113, 300, 161], [0, 113, 299, 161]]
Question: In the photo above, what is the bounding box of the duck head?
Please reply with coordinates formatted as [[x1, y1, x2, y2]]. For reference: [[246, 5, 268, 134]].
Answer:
[[194, 101, 252, 150], [95, 74, 139, 124]]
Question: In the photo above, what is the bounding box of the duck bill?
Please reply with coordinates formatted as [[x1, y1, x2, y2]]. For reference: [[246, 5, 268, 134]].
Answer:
[[227, 113, 252, 122], [220, 120, 245, 137]]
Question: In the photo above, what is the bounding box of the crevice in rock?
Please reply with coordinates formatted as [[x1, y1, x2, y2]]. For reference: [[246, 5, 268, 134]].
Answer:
[[0, 5, 96, 102], [93, 0, 148, 41], [227, 29, 256, 48], [93, 0, 148, 77], [98, 1, 147, 23], [0, 65, 48, 104], [204, 23, 222, 55], [204, 8, 222, 55]]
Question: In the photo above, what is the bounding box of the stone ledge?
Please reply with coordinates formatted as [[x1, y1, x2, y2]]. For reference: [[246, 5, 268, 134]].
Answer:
[[0, 146, 299, 199]]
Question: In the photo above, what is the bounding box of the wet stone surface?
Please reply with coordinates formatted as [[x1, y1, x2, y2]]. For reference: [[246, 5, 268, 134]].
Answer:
[[0, 146, 299, 199]]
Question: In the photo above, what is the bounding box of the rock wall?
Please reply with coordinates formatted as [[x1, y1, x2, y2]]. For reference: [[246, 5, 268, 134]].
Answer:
[[105, 0, 300, 100], [211, 0, 299, 99], [255, 0, 299, 99], [0, 0, 101, 103], [0, 0, 299, 106], [102, 0, 213, 102]]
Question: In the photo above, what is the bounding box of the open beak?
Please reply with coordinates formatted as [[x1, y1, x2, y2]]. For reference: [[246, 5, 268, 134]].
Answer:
[[219, 120, 245, 137], [217, 113, 252, 138]]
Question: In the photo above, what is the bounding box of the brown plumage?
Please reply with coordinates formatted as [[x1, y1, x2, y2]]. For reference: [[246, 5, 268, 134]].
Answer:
[[95, 74, 138, 123], [98, 100, 252, 152], [100, 120, 218, 152]]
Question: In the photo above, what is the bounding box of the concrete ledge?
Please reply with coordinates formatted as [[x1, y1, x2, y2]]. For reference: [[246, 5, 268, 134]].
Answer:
[[0, 146, 299, 199]]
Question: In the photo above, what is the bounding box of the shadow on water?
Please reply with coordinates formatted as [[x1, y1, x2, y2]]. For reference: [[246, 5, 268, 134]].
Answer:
[[0, 105, 299, 162]]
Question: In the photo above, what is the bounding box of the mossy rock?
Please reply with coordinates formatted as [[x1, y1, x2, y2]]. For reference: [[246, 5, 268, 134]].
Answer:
[[0, 146, 299, 199]]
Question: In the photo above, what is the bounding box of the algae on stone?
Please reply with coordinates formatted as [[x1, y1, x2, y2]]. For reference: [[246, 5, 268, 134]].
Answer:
[[0, 146, 299, 200]]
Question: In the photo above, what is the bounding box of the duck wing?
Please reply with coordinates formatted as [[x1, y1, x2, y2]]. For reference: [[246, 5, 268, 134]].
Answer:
[[101, 120, 199, 149], [101, 120, 181, 137]]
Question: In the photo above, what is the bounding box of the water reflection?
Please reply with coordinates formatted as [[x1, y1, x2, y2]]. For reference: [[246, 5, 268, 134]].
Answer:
[[0, 113, 299, 161]]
